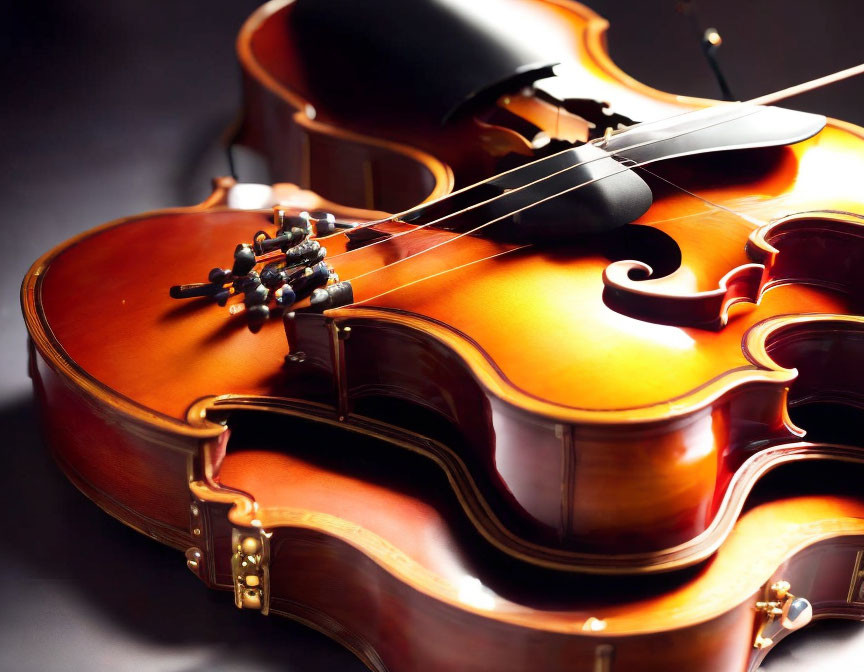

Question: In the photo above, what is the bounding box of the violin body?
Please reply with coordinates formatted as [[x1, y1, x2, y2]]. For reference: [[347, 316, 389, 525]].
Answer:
[[20, 0, 864, 669], [198, 432, 864, 672]]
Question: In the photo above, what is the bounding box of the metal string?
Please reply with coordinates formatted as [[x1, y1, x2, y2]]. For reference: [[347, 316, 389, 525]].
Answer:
[[339, 104, 765, 284], [325, 60, 864, 273], [326, 104, 736, 264], [323, 62, 864, 293], [240, 63, 861, 310]]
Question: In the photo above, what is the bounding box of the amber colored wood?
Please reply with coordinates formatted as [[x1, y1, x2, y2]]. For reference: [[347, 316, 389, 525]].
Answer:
[[187, 443, 864, 672], [21, 191, 374, 552], [215, 0, 864, 567], [16, 0, 864, 667], [30, 342, 199, 549]]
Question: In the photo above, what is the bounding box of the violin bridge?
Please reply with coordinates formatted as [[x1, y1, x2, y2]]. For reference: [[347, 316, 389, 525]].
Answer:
[[231, 527, 271, 614]]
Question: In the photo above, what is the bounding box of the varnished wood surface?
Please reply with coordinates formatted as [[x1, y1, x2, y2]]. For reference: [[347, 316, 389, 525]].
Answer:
[[206, 441, 864, 671], [217, 450, 862, 631], [35, 210, 290, 422]]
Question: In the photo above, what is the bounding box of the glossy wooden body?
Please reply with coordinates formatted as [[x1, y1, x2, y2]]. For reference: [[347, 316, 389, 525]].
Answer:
[[190, 421, 864, 672], [24, 301, 864, 669]]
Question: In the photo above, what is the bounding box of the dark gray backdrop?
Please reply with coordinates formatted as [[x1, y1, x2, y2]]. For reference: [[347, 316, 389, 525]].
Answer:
[[1, 1, 862, 670]]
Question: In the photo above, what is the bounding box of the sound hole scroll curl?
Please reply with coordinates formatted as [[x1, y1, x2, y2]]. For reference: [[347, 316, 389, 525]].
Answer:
[[602, 212, 864, 330]]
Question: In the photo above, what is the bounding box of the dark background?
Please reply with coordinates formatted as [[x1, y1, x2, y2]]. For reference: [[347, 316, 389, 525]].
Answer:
[[1, 1, 862, 670]]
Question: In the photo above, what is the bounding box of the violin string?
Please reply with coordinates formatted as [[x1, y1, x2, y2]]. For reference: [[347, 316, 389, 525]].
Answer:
[[325, 104, 735, 264], [342, 105, 765, 284], [324, 60, 863, 267], [636, 165, 765, 227], [356, 244, 532, 306], [338, 105, 702, 233], [305, 104, 760, 309], [259, 63, 863, 309], [349, 159, 769, 309], [342, 155, 697, 297]]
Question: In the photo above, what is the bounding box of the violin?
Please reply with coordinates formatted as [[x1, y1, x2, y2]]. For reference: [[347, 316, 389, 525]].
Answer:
[[21, 0, 864, 670]]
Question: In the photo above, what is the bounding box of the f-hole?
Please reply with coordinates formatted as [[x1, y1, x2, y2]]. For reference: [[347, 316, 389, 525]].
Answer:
[[765, 321, 864, 446]]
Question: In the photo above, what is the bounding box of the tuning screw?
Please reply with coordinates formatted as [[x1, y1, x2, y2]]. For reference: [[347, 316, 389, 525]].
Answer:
[[291, 262, 330, 297], [208, 267, 232, 284], [244, 283, 269, 307], [310, 281, 354, 311], [247, 304, 270, 332], [284, 240, 326, 268], [232, 244, 257, 276], [300, 211, 337, 236], [260, 265, 288, 289], [275, 283, 297, 307]]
